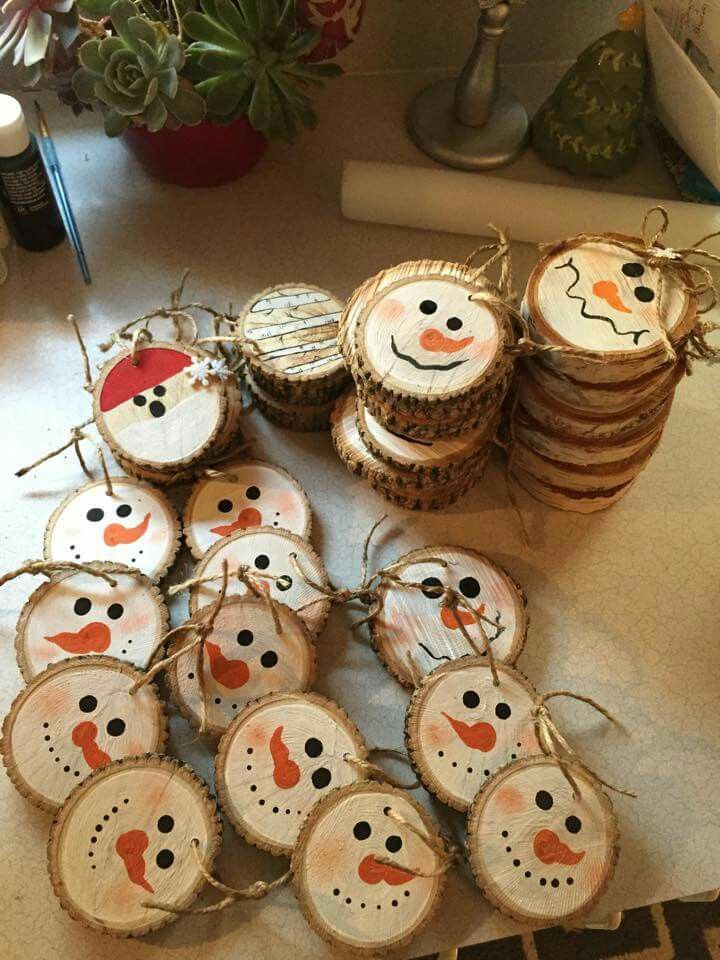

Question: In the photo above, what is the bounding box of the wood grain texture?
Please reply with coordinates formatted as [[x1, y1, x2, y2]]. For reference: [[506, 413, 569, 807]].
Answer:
[[246, 369, 335, 432], [511, 466, 634, 513]]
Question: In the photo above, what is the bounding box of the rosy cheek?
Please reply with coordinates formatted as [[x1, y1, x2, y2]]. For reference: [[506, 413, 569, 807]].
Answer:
[[117, 612, 152, 633], [425, 721, 452, 747], [494, 785, 526, 814], [377, 298, 405, 324], [149, 530, 165, 544], [124, 739, 147, 754], [518, 728, 540, 752], [311, 839, 344, 876], [582, 857, 605, 889], [33, 687, 72, 715], [271, 492, 303, 514], [246, 722, 268, 748]]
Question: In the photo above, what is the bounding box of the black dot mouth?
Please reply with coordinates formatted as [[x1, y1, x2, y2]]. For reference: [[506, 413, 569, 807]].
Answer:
[[498, 830, 575, 889], [330, 886, 411, 911]]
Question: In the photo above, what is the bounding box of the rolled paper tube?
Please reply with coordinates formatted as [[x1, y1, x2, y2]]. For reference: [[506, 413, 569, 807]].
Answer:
[[341, 160, 720, 247]]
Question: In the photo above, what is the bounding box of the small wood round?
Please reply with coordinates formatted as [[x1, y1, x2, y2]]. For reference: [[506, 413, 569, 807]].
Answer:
[[291, 780, 447, 954], [183, 459, 312, 560], [48, 755, 222, 937], [43, 477, 181, 582], [216, 691, 368, 856], [511, 465, 634, 513], [167, 596, 317, 738], [188, 525, 331, 637], [371, 545, 528, 688], [1, 655, 167, 812], [405, 658, 541, 812], [466, 755, 619, 924], [94, 341, 233, 470], [14, 562, 168, 682], [245, 369, 335, 432]]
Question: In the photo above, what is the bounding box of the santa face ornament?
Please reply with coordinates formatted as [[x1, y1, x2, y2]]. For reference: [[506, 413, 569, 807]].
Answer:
[[216, 692, 367, 856], [43, 478, 180, 581], [406, 659, 541, 811], [48, 756, 221, 936], [183, 460, 312, 559], [15, 564, 168, 681], [1, 656, 166, 812], [371, 546, 528, 687], [292, 781, 446, 953], [467, 756, 619, 923]]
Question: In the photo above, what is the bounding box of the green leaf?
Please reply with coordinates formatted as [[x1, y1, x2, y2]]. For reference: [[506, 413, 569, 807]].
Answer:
[[166, 85, 206, 124], [143, 75, 159, 107], [127, 15, 158, 49], [144, 94, 167, 131], [104, 108, 129, 136], [78, 39, 105, 74], [247, 69, 271, 132], [203, 70, 251, 115], [183, 11, 252, 56], [257, 0, 279, 37], [278, 27, 321, 62], [284, 60, 340, 83], [72, 66, 99, 103], [94, 79, 144, 113], [78, 0, 115, 17], [236, 0, 260, 35], [99, 36, 126, 62], [157, 67, 178, 98], [109, 0, 142, 52], [216, 0, 247, 39], [135, 37, 160, 74], [197, 49, 243, 72]]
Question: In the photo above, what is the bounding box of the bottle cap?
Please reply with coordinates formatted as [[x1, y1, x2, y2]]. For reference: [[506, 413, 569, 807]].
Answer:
[[0, 95, 30, 158]]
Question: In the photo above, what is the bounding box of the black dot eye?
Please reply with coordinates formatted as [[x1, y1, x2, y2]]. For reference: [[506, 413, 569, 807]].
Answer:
[[86, 508, 104, 522], [133, 395, 147, 407], [419, 299, 437, 315], [260, 650, 278, 668], [217, 498, 233, 514], [385, 835, 402, 854], [462, 690, 480, 709], [495, 702, 511, 720], [157, 815, 174, 833], [634, 285, 655, 302], [73, 597, 92, 616], [622, 261, 644, 278], [276, 575, 292, 592], [106, 718, 125, 737], [446, 316, 463, 331], [149, 400, 165, 418], [311, 767, 331, 789], [353, 821, 371, 840], [246, 486, 260, 500], [254, 554, 270, 570], [107, 603, 124, 620], [459, 576, 480, 599], [156, 849, 174, 869], [237, 629, 253, 646], [153, 385, 166, 397], [535, 790, 553, 810], [305, 737, 323, 758], [565, 815, 582, 834], [116, 504, 132, 518], [421, 576, 443, 599], [79, 695, 97, 713]]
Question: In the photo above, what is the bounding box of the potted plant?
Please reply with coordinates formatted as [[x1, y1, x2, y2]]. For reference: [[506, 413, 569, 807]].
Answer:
[[0, 0, 342, 186]]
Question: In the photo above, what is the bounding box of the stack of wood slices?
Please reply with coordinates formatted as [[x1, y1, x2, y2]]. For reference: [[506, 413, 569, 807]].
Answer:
[[510, 233, 697, 513], [333, 258, 516, 509], [238, 284, 349, 430]]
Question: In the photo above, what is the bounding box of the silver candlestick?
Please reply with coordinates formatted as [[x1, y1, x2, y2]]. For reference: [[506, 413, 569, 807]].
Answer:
[[407, 1, 529, 170]]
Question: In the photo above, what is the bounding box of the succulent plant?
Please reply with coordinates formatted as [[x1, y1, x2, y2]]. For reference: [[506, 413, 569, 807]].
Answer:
[[183, 0, 340, 141], [72, 0, 206, 135], [0, 0, 79, 86]]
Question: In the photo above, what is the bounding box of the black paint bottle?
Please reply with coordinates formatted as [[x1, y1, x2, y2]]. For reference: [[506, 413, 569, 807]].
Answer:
[[0, 95, 65, 251]]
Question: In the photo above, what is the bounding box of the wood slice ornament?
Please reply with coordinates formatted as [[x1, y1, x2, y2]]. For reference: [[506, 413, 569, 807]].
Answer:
[[466, 755, 619, 924], [48, 755, 222, 937], [291, 781, 447, 954], [511, 467, 634, 514], [1, 656, 166, 812], [167, 596, 316, 738], [43, 477, 180, 582], [216, 692, 368, 856], [183, 459, 312, 560], [405, 658, 542, 812], [371, 546, 528, 688], [14, 562, 168, 681], [245, 369, 336, 432], [189, 526, 331, 637]]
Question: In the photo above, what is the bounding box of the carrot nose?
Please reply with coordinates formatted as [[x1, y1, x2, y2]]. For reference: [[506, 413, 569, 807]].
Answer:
[[116, 829, 154, 893], [442, 713, 497, 751], [358, 854, 415, 886], [441, 603, 485, 630], [418, 328, 475, 354], [592, 280, 632, 313], [533, 828, 585, 866], [71, 720, 111, 770], [269, 725, 301, 789], [210, 507, 262, 537], [204, 640, 249, 689], [45, 621, 111, 654], [104, 512, 151, 546]]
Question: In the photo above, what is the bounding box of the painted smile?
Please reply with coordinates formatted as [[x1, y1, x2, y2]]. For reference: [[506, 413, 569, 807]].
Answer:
[[390, 335, 467, 371], [499, 828, 580, 889]]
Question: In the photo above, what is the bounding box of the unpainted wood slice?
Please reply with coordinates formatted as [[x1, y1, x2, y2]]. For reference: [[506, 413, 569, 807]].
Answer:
[[15, 562, 168, 682], [188, 525, 330, 637], [246, 369, 335, 432], [524, 233, 696, 382], [216, 691, 368, 856], [43, 477, 180, 582], [511, 465, 634, 513], [365, 461, 487, 512], [94, 340, 235, 470], [291, 780, 447, 954], [167, 596, 316, 738], [183, 459, 312, 560], [48, 755, 221, 937], [466, 755, 619, 924], [1, 655, 167, 812], [371, 545, 528, 689], [406, 657, 541, 812]]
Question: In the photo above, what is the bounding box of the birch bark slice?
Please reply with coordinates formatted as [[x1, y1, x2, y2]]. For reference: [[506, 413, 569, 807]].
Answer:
[[511, 466, 634, 513]]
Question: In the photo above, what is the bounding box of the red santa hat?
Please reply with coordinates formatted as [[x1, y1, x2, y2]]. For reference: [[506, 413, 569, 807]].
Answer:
[[99, 347, 192, 412]]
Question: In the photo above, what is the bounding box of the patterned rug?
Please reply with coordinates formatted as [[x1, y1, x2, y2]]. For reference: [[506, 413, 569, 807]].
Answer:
[[416, 898, 720, 960]]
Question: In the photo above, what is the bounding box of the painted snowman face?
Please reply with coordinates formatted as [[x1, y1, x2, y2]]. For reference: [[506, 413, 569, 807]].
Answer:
[[2, 657, 165, 811], [360, 276, 501, 395], [44, 479, 178, 581], [293, 784, 444, 951], [50, 759, 220, 935], [184, 460, 311, 558], [217, 693, 366, 854], [536, 241, 688, 352], [96, 345, 225, 466], [190, 527, 330, 636], [373, 547, 526, 687], [16, 568, 166, 680], [467, 757, 618, 922], [407, 660, 541, 811], [169, 597, 315, 737]]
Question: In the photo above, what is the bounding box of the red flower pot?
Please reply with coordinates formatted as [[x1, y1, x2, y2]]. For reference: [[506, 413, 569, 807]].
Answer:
[[122, 115, 268, 188]]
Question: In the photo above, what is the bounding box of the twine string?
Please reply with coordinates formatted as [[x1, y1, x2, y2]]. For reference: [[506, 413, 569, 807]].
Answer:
[[0, 560, 119, 590], [67, 314, 93, 392], [15, 417, 94, 478], [464, 224, 514, 301], [376, 806, 457, 879], [344, 747, 420, 791]]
